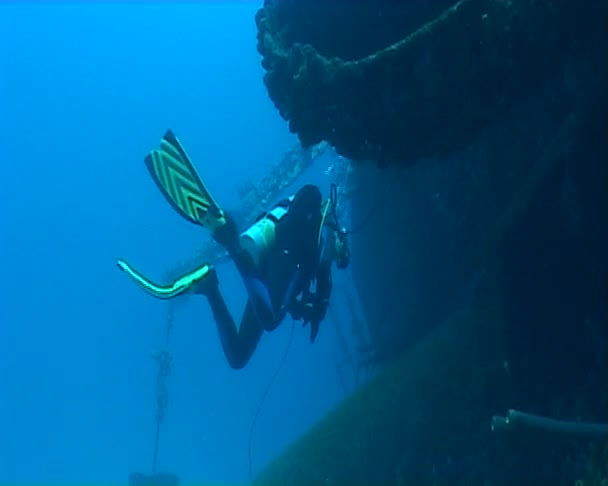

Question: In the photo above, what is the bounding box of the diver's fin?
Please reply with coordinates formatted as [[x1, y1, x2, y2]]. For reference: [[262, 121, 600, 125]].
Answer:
[[144, 129, 226, 232], [117, 258, 212, 299]]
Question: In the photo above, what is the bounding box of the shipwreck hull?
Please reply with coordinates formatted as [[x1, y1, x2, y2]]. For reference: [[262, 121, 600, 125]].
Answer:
[[252, 1, 608, 484]]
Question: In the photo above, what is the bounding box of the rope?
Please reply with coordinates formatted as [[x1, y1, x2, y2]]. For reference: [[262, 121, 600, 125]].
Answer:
[[164, 301, 174, 348], [248, 318, 296, 482], [152, 421, 161, 474], [151, 301, 175, 474]]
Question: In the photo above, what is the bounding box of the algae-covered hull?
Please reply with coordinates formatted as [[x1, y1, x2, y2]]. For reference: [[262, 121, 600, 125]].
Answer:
[[255, 0, 599, 166]]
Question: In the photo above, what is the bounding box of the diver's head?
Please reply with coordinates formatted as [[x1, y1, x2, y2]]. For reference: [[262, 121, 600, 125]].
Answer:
[[332, 228, 350, 269]]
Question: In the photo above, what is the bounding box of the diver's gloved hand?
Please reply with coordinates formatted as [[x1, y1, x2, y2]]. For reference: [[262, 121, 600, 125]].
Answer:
[[191, 266, 219, 296], [289, 295, 313, 322], [291, 296, 326, 343]]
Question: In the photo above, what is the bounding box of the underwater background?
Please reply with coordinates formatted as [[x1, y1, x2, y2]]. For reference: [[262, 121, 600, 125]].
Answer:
[[0, 3, 363, 484]]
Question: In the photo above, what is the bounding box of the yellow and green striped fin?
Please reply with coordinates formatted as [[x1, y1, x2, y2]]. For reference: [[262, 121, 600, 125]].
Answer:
[[117, 258, 212, 299], [144, 129, 226, 232]]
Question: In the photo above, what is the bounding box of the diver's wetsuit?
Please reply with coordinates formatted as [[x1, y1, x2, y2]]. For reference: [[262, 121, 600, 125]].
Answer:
[[200, 184, 333, 370]]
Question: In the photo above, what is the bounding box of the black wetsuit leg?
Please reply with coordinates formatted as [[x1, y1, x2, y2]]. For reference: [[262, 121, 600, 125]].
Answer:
[[205, 283, 263, 370], [197, 212, 274, 369]]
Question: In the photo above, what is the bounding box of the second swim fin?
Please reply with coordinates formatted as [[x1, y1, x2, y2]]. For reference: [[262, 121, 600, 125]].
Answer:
[[117, 258, 213, 299]]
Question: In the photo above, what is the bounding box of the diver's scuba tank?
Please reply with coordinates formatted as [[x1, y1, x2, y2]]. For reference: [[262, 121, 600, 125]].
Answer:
[[239, 197, 293, 267], [239, 186, 350, 271]]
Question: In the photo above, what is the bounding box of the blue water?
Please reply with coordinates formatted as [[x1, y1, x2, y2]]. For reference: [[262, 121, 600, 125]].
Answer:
[[0, 3, 357, 483]]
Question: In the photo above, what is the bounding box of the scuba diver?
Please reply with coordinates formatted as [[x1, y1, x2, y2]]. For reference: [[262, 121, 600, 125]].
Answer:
[[117, 129, 351, 369]]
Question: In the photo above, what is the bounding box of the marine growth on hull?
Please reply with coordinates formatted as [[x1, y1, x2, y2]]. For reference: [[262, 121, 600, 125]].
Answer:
[[255, 0, 591, 166]]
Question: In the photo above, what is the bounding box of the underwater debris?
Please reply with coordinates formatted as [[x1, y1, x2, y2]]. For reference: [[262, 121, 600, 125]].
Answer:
[[128, 472, 179, 486], [492, 409, 608, 439]]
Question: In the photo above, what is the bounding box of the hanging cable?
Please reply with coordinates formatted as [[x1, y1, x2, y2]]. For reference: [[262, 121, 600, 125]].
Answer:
[[151, 301, 175, 473], [248, 318, 296, 482], [164, 300, 174, 349]]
